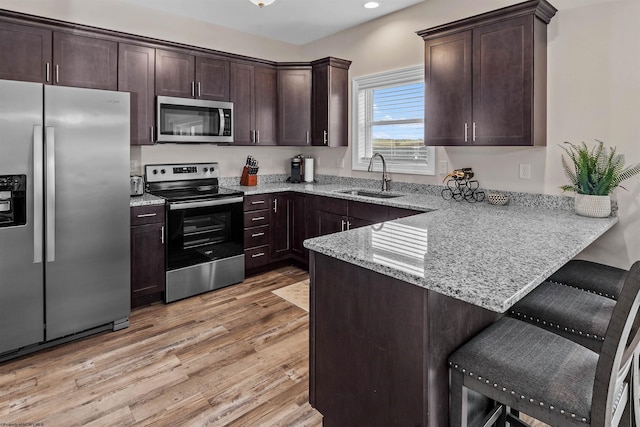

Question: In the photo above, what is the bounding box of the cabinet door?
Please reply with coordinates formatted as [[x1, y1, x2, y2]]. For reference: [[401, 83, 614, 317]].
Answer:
[[0, 21, 52, 83], [155, 48, 195, 98], [278, 67, 312, 146], [472, 16, 533, 146], [312, 61, 349, 147], [349, 200, 388, 229], [290, 194, 307, 259], [271, 194, 291, 259], [196, 56, 229, 101], [316, 211, 348, 236], [130, 222, 165, 305], [254, 66, 277, 145], [118, 43, 155, 145], [424, 31, 472, 146], [230, 62, 255, 145], [53, 32, 117, 90]]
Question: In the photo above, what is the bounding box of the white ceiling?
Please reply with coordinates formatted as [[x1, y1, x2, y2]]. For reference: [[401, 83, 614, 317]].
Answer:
[[119, 0, 426, 45]]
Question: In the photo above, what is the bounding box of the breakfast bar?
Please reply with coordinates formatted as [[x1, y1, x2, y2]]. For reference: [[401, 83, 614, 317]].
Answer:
[[304, 200, 618, 426]]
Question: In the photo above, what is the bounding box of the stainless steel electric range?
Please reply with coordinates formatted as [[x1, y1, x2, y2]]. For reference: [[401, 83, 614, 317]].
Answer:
[[145, 163, 244, 303]]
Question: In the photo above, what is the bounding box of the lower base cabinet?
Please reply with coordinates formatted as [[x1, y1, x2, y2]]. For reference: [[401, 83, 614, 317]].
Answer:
[[244, 192, 422, 275], [130, 205, 165, 308]]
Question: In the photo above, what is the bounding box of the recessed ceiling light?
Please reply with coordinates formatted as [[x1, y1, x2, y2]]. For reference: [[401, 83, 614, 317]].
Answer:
[[364, 2, 380, 9]]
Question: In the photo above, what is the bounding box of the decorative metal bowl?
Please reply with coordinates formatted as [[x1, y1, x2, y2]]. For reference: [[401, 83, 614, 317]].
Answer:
[[487, 193, 509, 206]]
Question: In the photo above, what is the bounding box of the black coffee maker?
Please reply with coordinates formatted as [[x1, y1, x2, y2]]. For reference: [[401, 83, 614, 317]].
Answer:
[[290, 156, 303, 183]]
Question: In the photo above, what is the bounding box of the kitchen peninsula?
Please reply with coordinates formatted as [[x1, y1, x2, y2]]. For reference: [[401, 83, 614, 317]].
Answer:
[[291, 184, 617, 427]]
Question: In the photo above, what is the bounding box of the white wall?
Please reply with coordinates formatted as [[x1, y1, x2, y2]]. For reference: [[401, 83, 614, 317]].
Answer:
[[301, 0, 640, 269], [1, 0, 637, 268]]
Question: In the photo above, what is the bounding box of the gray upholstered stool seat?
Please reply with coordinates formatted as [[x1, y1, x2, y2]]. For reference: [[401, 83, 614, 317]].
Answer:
[[449, 261, 640, 427], [449, 317, 598, 424], [548, 259, 627, 300], [509, 281, 615, 352]]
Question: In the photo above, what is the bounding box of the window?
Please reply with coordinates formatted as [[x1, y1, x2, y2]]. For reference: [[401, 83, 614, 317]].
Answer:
[[352, 65, 434, 176]]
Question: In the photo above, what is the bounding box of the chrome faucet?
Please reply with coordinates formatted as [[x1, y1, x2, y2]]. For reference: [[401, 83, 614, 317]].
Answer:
[[367, 152, 391, 191]]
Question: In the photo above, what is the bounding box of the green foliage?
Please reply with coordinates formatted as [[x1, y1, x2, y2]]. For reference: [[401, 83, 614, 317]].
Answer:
[[560, 140, 640, 195]]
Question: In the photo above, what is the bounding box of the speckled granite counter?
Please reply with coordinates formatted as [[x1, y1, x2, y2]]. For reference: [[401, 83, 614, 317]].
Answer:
[[225, 181, 618, 313], [129, 193, 165, 207]]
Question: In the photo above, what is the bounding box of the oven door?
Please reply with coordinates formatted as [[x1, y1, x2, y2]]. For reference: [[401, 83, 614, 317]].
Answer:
[[165, 196, 245, 303], [166, 197, 244, 271]]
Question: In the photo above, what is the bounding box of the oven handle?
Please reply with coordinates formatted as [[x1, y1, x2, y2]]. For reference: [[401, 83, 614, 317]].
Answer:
[[168, 196, 244, 210]]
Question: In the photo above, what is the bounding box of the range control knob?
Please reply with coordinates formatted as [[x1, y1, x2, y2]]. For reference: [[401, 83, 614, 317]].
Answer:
[[203, 167, 208, 172], [152, 169, 158, 175], [161, 169, 166, 174]]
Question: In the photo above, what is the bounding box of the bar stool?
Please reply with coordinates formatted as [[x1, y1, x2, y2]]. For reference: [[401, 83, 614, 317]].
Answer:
[[547, 259, 627, 300], [509, 260, 628, 353], [448, 261, 640, 427]]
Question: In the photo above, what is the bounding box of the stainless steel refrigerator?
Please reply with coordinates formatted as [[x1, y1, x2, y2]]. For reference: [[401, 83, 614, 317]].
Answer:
[[0, 79, 130, 358]]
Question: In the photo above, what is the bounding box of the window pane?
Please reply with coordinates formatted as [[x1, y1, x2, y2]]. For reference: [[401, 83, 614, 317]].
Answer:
[[373, 83, 424, 122], [372, 123, 427, 161]]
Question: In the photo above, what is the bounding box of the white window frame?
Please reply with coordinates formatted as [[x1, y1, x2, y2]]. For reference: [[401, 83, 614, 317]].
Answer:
[[352, 65, 435, 176]]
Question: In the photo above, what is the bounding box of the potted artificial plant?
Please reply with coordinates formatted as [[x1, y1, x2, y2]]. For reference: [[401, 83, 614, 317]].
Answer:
[[560, 140, 640, 217]]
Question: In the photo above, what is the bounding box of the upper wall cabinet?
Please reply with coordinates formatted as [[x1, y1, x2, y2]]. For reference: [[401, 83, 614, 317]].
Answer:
[[417, 0, 557, 146], [0, 22, 117, 90], [0, 21, 52, 83], [278, 65, 312, 146], [156, 48, 230, 101], [53, 32, 118, 90], [118, 43, 155, 145], [230, 62, 277, 145], [311, 57, 351, 147]]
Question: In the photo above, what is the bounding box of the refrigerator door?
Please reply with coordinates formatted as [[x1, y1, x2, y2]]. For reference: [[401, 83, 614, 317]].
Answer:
[[0, 79, 45, 353], [44, 85, 130, 340]]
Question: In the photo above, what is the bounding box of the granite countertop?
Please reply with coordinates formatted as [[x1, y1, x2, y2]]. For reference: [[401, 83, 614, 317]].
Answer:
[[130, 193, 165, 207], [227, 182, 617, 313], [134, 181, 617, 312]]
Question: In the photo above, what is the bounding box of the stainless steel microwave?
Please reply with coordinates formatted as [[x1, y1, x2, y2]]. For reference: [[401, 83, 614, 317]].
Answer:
[[156, 96, 233, 143]]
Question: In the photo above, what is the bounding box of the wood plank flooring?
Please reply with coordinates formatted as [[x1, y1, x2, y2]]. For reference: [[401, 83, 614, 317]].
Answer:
[[0, 265, 322, 427]]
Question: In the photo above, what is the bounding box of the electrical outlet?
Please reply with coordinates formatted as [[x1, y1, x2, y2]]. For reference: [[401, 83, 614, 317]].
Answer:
[[439, 160, 448, 175], [519, 163, 531, 180], [129, 160, 139, 173]]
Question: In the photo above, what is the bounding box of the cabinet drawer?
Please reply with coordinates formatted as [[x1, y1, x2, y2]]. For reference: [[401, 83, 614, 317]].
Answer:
[[130, 205, 165, 226], [244, 209, 270, 227], [244, 194, 270, 211], [245, 245, 270, 269], [244, 225, 270, 248]]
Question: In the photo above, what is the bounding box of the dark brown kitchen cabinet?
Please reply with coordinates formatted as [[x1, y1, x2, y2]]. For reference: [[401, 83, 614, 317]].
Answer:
[[130, 205, 165, 308], [53, 32, 117, 90], [0, 23, 117, 89], [118, 43, 155, 145], [311, 57, 351, 147], [230, 62, 277, 145], [418, 0, 556, 146], [243, 194, 272, 271], [270, 192, 308, 262], [308, 195, 423, 236], [278, 66, 312, 146], [0, 21, 52, 83], [290, 193, 308, 260], [156, 48, 229, 100], [271, 193, 292, 260]]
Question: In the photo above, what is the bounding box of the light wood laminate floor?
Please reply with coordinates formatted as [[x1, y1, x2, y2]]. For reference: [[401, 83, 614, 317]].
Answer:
[[0, 265, 322, 426]]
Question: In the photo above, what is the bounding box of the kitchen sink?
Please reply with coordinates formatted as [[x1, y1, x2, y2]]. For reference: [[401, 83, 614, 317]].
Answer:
[[337, 189, 403, 199]]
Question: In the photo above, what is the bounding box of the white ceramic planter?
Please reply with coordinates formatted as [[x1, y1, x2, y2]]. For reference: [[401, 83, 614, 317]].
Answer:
[[574, 193, 611, 218]]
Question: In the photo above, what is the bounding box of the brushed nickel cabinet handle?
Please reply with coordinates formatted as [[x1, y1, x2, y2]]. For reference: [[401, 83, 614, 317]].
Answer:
[[252, 216, 265, 221], [137, 213, 157, 218], [464, 123, 468, 143], [251, 200, 265, 205], [251, 232, 265, 237], [46, 63, 50, 83], [252, 252, 265, 258]]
